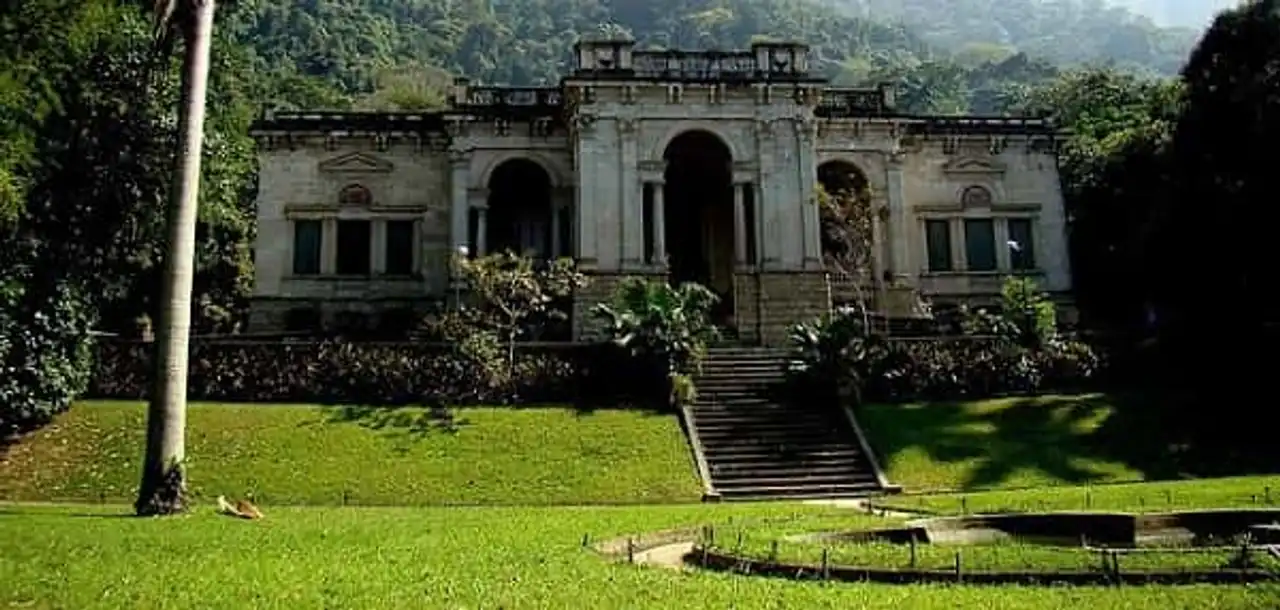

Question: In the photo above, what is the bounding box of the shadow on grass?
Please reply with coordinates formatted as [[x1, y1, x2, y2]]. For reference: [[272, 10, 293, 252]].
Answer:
[[318, 405, 470, 439], [858, 392, 1267, 492]]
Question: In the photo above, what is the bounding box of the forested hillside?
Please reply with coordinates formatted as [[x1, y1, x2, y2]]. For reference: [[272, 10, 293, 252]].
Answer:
[[222, 0, 1202, 114]]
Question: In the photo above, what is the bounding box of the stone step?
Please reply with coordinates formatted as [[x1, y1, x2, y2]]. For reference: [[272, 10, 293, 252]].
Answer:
[[696, 427, 851, 440], [699, 442, 862, 456], [698, 426, 842, 435], [714, 473, 877, 489], [709, 462, 866, 477], [696, 370, 787, 378], [706, 442, 865, 455], [692, 414, 834, 427], [716, 482, 884, 500]]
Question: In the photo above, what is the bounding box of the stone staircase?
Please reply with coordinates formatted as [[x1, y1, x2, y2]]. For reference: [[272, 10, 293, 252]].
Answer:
[[683, 345, 898, 501]]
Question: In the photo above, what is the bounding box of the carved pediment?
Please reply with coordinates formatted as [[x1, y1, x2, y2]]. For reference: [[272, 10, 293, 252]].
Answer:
[[318, 152, 394, 175], [942, 157, 1005, 176]]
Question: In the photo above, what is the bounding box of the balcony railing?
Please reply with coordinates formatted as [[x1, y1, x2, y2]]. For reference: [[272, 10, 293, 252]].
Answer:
[[461, 87, 564, 108], [815, 88, 891, 118], [631, 50, 763, 81]]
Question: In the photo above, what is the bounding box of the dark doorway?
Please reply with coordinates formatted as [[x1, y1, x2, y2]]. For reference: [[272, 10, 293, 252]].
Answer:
[[663, 130, 735, 324], [486, 159, 553, 258]]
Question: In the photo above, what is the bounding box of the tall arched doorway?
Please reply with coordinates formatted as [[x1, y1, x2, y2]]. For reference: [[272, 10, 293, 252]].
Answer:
[[663, 130, 736, 323], [817, 160, 875, 306], [484, 158, 555, 258]]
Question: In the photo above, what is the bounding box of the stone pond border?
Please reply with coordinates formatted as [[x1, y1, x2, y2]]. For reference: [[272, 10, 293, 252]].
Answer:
[[688, 546, 1279, 585], [596, 509, 1280, 585]]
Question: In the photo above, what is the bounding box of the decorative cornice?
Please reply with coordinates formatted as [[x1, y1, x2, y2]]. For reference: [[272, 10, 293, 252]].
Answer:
[[318, 151, 394, 175], [941, 156, 1007, 177]]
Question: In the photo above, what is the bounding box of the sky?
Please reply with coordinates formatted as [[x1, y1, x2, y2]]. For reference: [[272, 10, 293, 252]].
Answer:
[[1110, 0, 1244, 28]]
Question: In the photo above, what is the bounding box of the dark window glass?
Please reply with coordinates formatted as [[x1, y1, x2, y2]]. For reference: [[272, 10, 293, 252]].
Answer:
[[384, 220, 415, 275], [336, 220, 371, 275], [292, 220, 322, 275], [925, 219, 952, 272], [964, 219, 996, 272], [1008, 218, 1036, 270]]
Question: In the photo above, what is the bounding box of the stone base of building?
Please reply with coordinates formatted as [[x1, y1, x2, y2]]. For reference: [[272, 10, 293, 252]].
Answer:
[[247, 297, 437, 334], [572, 270, 832, 346], [732, 271, 831, 345]]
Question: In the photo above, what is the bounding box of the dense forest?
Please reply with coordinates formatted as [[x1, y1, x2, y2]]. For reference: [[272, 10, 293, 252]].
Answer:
[[2, 0, 1278, 458], [222, 0, 1201, 113]]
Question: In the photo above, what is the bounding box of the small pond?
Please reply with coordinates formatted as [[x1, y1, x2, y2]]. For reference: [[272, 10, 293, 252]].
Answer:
[[803, 509, 1280, 549]]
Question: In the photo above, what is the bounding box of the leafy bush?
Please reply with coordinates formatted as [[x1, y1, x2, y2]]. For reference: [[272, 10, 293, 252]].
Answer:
[[592, 278, 720, 408], [88, 340, 595, 406], [789, 277, 1102, 404], [0, 275, 96, 436]]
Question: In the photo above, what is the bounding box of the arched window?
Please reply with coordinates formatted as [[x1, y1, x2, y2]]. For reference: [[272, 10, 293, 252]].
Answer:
[[339, 184, 372, 207], [960, 185, 993, 208]]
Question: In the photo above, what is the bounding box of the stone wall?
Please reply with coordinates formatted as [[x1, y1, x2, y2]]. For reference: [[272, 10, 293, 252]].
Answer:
[[248, 296, 436, 333], [735, 271, 831, 345]]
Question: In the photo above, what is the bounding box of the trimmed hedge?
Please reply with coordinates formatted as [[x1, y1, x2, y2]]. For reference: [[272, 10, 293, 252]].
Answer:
[[862, 337, 1101, 401], [790, 335, 1103, 405], [89, 339, 665, 407]]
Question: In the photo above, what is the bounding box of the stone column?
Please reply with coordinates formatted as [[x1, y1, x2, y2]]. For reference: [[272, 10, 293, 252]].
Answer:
[[474, 204, 488, 256], [371, 219, 386, 274], [321, 218, 337, 274], [796, 118, 822, 270], [619, 119, 642, 267], [753, 182, 765, 268], [651, 180, 666, 266], [885, 153, 909, 280], [550, 203, 562, 258], [449, 151, 470, 258], [733, 181, 748, 267]]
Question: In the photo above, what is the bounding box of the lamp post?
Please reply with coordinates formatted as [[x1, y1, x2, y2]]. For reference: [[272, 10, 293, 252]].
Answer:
[[454, 245, 469, 310]]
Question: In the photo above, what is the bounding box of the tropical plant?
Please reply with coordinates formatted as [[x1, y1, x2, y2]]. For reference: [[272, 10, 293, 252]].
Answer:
[[592, 278, 720, 407], [788, 306, 883, 406]]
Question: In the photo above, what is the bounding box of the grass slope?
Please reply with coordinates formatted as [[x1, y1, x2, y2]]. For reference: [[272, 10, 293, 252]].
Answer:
[[0, 401, 702, 505], [2, 502, 1276, 609], [880, 475, 1280, 515], [860, 394, 1166, 493]]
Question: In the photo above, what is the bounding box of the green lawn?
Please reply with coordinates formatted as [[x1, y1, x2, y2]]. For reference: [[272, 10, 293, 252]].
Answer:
[[2, 502, 1277, 609], [860, 394, 1176, 493], [0, 401, 702, 505], [878, 475, 1280, 516]]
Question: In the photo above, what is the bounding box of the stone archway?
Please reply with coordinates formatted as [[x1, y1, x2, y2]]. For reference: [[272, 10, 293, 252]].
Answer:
[[817, 160, 876, 305], [663, 130, 736, 324], [484, 158, 554, 259]]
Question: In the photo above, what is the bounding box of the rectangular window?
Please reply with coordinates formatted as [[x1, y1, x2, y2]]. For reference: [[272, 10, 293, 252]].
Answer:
[[964, 219, 997, 272], [336, 219, 371, 275], [384, 220, 416, 275], [1007, 218, 1036, 271], [925, 219, 953, 272], [292, 220, 322, 275]]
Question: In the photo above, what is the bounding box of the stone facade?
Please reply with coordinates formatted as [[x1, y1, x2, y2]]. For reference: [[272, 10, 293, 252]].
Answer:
[[248, 39, 1072, 343]]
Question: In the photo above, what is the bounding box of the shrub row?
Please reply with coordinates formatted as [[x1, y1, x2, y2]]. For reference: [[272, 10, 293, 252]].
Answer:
[[791, 336, 1103, 405], [89, 340, 666, 407], [861, 337, 1102, 401]]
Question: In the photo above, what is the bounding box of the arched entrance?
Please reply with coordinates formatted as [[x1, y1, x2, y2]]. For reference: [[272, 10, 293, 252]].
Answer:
[[817, 160, 876, 306], [663, 130, 736, 324], [484, 158, 555, 258]]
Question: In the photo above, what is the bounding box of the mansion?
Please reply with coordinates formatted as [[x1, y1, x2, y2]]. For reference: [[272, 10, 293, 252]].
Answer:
[[248, 39, 1072, 344]]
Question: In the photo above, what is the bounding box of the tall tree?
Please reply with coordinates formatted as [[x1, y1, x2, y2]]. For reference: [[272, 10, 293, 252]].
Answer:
[[1144, 0, 1279, 465], [135, 0, 219, 516]]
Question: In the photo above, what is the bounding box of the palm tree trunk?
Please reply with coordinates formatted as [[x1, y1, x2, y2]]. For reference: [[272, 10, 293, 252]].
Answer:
[[136, 0, 217, 517]]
